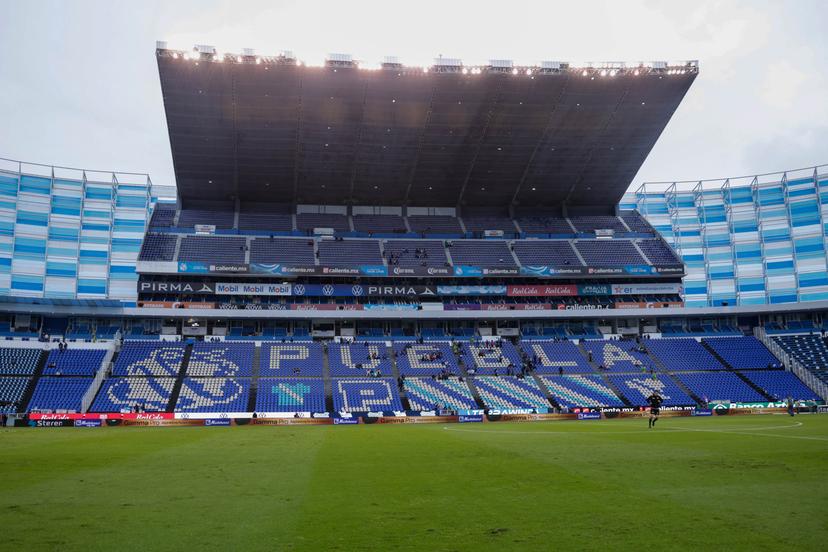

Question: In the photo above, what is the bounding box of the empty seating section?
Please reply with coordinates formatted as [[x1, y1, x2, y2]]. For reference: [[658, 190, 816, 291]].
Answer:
[[250, 238, 315, 264], [318, 239, 383, 266], [569, 215, 628, 233], [449, 240, 516, 267], [459, 341, 522, 375], [540, 375, 625, 408], [177, 209, 235, 229], [383, 240, 448, 267], [332, 378, 403, 412], [0, 347, 41, 375], [238, 212, 293, 232], [620, 212, 652, 233], [176, 378, 251, 412], [462, 216, 516, 233], [637, 239, 680, 264], [149, 205, 176, 227], [772, 335, 828, 383], [178, 236, 246, 263], [112, 343, 184, 377], [394, 342, 460, 376], [609, 374, 694, 406], [404, 378, 477, 411], [703, 337, 780, 369], [517, 216, 574, 234], [352, 215, 406, 234], [676, 372, 766, 402], [91, 377, 175, 412], [260, 343, 323, 376], [296, 213, 349, 232], [645, 338, 724, 371], [42, 349, 105, 376], [329, 343, 393, 376], [575, 240, 645, 265], [187, 343, 255, 377], [138, 233, 178, 261], [0, 377, 30, 412], [740, 371, 820, 401], [28, 377, 93, 412], [256, 378, 326, 412], [521, 341, 593, 374], [512, 240, 582, 267], [474, 376, 549, 410], [582, 340, 655, 372], [407, 215, 462, 234]]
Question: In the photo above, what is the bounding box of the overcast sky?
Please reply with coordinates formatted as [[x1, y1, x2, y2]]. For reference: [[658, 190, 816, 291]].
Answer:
[[0, 0, 826, 192]]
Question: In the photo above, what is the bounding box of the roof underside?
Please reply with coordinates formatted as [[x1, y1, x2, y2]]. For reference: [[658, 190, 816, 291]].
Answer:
[[158, 56, 696, 209]]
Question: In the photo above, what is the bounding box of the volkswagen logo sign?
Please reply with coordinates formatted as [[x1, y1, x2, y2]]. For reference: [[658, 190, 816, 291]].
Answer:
[[351, 285, 363, 296], [322, 284, 334, 296], [293, 284, 306, 295]]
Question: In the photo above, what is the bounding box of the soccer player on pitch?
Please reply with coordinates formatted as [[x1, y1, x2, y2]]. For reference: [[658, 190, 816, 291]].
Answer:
[[647, 392, 663, 428]]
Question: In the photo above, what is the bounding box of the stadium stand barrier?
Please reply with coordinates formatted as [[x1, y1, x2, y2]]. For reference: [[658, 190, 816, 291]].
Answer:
[[80, 337, 120, 413], [754, 327, 828, 400]]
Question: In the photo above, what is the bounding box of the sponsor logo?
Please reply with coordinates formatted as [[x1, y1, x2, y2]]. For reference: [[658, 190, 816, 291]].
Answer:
[[334, 417, 359, 425], [204, 418, 232, 426], [293, 284, 306, 295], [577, 412, 602, 420], [459, 415, 484, 423], [74, 419, 102, 427], [138, 282, 216, 294]]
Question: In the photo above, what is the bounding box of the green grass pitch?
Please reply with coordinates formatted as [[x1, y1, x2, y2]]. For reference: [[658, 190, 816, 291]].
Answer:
[[2, 415, 827, 551]]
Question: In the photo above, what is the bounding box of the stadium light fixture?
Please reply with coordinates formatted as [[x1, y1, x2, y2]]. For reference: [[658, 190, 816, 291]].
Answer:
[[582, 70, 588, 77], [600, 69, 607, 77], [512, 68, 519, 75]]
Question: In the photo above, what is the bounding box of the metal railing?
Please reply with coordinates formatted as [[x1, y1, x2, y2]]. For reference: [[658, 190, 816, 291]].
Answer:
[[754, 326, 828, 401]]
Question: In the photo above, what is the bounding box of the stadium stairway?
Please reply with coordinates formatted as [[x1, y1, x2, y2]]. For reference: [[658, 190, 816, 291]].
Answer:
[[700, 341, 775, 402], [463, 377, 488, 411], [322, 343, 334, 413], [166, 343, 193, 412], [639, 342, 704, 405], [575, 341, 633, 406], [86, 347, 121, 413], [247, 344, 262, 412], [387, 343, 412, 411], [531, 374, 563, 410], [16, 348, 49, 414]]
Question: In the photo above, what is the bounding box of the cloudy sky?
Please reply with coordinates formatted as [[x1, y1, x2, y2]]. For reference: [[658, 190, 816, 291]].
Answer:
[[0, 0, 825, 191]]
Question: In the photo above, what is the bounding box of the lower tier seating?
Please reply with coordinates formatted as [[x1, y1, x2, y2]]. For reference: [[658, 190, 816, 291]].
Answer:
[[474, 376, 549, 410], [520, 340, 593, 374], [332, 378, 403, 412], [394, 342, 461, 376], [676, 372, 766, 403], [187, 343, 255, 377], [403, 377, 477, 411], [329, 343, 393, 376], [112, 342, 185, 377], [28, 377, 93, 412], [702, 336, 780, 369], [0, 347, 42, 375], [175, 378, 251, 412], [90, 377, 175, 412], [740, 370, 821, 401], [540, 375, 625, 408], [256, 378, 326, 413], [772, 335, 828, 384], [260, 343, 324, 376], [42, 349, 106, 376], [609, 374, 694, 406], [459, 341, 522, 375], [0, 377, 30, 413]]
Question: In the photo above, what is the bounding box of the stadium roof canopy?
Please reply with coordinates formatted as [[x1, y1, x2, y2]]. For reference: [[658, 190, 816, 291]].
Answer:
[[157, 46, 697, 210]]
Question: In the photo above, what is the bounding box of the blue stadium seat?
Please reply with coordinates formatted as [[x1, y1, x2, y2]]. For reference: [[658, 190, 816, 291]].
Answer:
[[0, 347, 42, 375], [28, 377, 93, 412], [739, 370, 820, 401], [259, 343, 323, 376], [332, 378, 403, 412], [112, 342, 185, 377], [175, 378, 251, 412], [403, 377, 477, 411], [393, 342, 461, 376], [541, 375, 625, 408], [42, 349, 106, 376], [90, 377, 175, 412], [474, 376, 549, 410], [609, 374, 694, 406], [187, 343, 255, 377], [520, 340, 593, 374], [702, 336, 780, 369], [256, 378, 326, 412], [0, 377, 31, 413], [329, 342, 393, 377], [676, 372, 766, 403], [459, 341, 522, 375]]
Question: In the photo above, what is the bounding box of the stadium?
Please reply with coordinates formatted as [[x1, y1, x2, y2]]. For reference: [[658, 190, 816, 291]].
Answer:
[[2, 3, 828, 550]]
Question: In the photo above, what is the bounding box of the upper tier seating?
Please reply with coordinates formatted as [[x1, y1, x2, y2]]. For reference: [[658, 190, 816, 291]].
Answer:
[[28, 377, 93, 412], [512, 240, 583, 267], [406, 215, 463, 234], [702, 337, 780, 369], [540, 375, 625, 408], [637, 239, 680, 264], [772, 335, 828, 384], [0, 347, 42, 375], [332, 378, 403, 412], [569, 216, 628, 233], [296, 213, 350, 232], [676, 372, 766, 403], [256, 378, 326, 413], [383, 240, 449, 267], [42, 349, 106, 376], [449, 240, 516, 267], [111, 342, 185, 377], [575, 240, 646, 265], [609, 374, 694, 406], [619, 212, 652, 233], [645, 338, 725, 371], [462, 216, 517, 234], [516, 216, 574, 234], [238, 212, 293, 232], [404, 377, 478, 411], [329, 342, 393, 377], [178, 236, 246, 264], [0, 377, 30, 413], [459, 341, 522, 375], [474, 376, 549, 410], [393, 342, 461, 376], [138, 233, 178, 261], [90, 377, 175, 412], [250, 238, 315, 265], [317, 239, 383, 266], [259, 343, 324, 376], [740, 370, 820, 401], [149, 205, 176, 228], [187, 343, 255, 377], [520, 340, 593, 374], [175, 378, 251, 412], [177, 209, 235, 229], [581, 340, 656, 373], [352, 215, 407, 234]]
